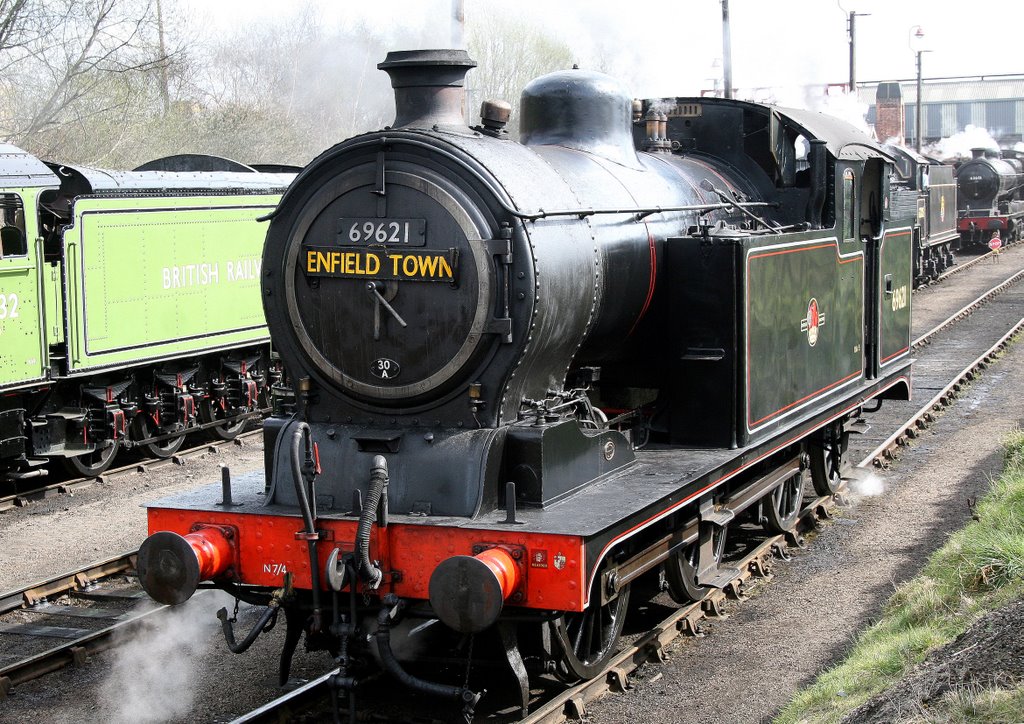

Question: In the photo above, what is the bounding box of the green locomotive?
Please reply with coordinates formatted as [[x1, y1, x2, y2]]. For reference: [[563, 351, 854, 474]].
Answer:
[[0, 145, 293, 480]]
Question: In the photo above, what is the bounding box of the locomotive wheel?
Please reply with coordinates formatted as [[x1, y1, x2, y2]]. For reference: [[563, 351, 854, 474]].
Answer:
[[199, 399, 247, 441], [761, 470, 806, 534], [134, 415, 186, 458], [62, 440, 120, 477], [550, 573, 631, 682], [810, 422, 848, 496], [665, 524, 727, 604]]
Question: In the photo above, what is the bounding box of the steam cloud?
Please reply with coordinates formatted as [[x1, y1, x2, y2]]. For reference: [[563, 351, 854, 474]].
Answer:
[[929, 124, 1000, 161], [98, 591, 236, 723], [846, 467, 886, 498], [741, 85, 871, 136]]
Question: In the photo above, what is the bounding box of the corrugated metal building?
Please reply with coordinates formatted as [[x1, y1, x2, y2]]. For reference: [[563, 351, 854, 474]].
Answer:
[[859, 76, 1024, 147]]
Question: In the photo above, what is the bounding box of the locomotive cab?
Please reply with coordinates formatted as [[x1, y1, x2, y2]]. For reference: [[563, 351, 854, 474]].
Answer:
[[636, 98, 909, 446]]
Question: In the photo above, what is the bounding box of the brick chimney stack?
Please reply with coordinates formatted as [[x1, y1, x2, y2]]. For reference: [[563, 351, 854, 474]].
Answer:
[[875, 82, 905, 144]]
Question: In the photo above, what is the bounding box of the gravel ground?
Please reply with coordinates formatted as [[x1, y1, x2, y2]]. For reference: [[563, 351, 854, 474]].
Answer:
[[1, 249, 1022, 723]]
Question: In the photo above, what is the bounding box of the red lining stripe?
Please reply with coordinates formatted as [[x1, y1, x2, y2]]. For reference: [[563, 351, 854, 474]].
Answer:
[[749, 242, 862, 263], [880, 346, 909, 364], [745, 239, 864, 429], [749, 370, 862, 427], [627, 227, 657, 337]]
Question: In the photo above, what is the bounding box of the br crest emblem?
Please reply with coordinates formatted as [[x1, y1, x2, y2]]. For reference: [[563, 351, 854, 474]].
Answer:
[[800, 298, 826, 347]]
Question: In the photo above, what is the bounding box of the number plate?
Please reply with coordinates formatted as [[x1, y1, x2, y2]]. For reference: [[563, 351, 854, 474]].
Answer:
[[338, 218, 426, 247], [371, 358, 401, 380]]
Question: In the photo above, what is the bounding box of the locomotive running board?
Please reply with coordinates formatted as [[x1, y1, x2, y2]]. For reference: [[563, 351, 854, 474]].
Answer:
[[601, 454, 802, 599]]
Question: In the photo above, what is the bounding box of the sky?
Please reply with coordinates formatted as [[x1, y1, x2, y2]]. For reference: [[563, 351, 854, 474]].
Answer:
[[185, 0, 1024, 99]]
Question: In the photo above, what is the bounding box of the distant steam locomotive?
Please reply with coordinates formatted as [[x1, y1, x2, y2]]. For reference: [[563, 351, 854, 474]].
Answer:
[[957, 147, 1024, 247], [137, 50, 915, 719]]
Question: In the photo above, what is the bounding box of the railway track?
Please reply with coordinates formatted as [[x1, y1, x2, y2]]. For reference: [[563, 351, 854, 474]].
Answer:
[[228, 260, 1024, 722], [933, 243, 1009, 285], [0, 552, 158, 699], [0, 428, 261, 513]]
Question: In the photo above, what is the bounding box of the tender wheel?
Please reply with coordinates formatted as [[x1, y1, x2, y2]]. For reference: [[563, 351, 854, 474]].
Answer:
[[199, 398, 247, 441], [810, 422, 848, 496], [550, 570, 631, 682], [762, 470, 806, 533], [62, 440, 120, 477], [134, 415, 185, 458], [665, 525, 727, 604]]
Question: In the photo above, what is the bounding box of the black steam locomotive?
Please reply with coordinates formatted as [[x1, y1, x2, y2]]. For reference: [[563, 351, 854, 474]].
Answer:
[[885, 144, 959, 285], [957, 147, 1024, 247], [137, 50, 914, 719]]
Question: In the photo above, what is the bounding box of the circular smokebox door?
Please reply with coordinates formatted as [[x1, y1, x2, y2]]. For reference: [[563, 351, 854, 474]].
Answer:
[[284, 167, 495, 403]]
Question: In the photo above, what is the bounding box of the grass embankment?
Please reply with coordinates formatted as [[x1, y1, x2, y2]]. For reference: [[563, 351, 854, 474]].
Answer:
[[776, 429, 1024, 723]]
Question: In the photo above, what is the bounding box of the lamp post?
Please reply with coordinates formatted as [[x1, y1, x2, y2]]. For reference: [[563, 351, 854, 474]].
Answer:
[[721, 0, 733, 99], [846, 9, 870, 93], [909, 25, 929, 152]]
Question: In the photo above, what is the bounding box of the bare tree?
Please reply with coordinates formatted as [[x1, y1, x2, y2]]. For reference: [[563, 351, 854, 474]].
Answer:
[[188, 5, 403, 164], [466, 3, 575, 137], [0, 0, 62, 59], [0, 0, 178, 161], [0, 1, 576, 168]]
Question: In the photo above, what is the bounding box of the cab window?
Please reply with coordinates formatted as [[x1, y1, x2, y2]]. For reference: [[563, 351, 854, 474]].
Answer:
[[0, 193, 28, 258], [842, 169, 856, 242]]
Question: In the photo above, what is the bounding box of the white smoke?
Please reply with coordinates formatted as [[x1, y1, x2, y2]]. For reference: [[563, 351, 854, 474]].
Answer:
[[845, 467, 886, 498], [816, 89, 872, 137], [929, 124, 999, 161], [737, 85, 870, 137], [98, 591, 237, 723]]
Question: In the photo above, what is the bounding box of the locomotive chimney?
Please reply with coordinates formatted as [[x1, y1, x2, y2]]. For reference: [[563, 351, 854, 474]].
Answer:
[[378, 49, 477, 129], [971, 148, 985, 159]]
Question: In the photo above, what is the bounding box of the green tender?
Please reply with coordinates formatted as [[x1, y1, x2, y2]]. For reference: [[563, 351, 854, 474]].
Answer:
[[61, 195, 277, 373], [0, 185, 46, 389]]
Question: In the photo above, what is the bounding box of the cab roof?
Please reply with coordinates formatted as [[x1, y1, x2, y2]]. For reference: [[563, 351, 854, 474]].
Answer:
[[0, 144, 59, 188], [680, 97, 894, 162]]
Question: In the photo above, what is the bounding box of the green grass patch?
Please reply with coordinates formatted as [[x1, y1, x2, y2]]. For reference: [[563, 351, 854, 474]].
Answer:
[[776, 429, 1024, 724], [913, 681, 1024, 723]]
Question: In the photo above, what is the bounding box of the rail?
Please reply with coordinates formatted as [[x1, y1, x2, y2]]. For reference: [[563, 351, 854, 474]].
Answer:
[[0, 429, 261, 513], [0, 551, 163, 699]]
